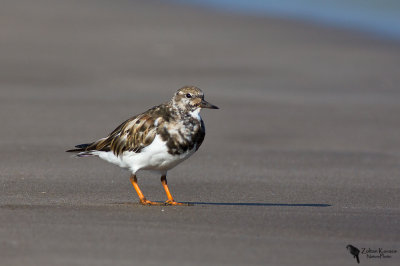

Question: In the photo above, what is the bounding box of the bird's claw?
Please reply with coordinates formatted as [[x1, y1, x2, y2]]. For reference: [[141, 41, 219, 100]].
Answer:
[[139, 199, 164, 206], [164, 200, 188, 206]]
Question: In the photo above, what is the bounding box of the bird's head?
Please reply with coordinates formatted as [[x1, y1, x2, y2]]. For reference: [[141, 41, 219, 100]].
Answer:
[[172, 86, 219, 113]]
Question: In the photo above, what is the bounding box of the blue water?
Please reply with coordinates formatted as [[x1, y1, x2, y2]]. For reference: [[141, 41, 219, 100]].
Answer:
[[174, 0, 400, 40]]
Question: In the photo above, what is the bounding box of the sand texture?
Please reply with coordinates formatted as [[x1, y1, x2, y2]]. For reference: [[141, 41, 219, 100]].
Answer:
[[1, 0, 400, 265]]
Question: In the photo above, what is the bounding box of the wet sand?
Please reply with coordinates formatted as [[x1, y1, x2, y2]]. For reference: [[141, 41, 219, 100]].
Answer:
[[1, 0, 399, 265]]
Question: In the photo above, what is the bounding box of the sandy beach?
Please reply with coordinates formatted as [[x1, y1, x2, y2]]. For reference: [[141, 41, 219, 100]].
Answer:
[[1, 0, 400, 265]]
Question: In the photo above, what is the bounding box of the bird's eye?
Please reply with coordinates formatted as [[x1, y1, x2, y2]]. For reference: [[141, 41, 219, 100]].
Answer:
[[186, 93, 192, 98]]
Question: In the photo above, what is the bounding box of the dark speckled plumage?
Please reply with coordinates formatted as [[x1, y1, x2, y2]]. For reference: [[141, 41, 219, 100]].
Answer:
[[67, 86, 218, 157]]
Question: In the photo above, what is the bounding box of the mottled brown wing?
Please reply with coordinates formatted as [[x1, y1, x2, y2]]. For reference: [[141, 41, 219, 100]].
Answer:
[[87, 113, 158, 156]]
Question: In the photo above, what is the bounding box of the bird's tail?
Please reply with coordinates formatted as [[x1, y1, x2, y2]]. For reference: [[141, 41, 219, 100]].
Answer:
[[356, 255, 360, 264], [66, 143, 95, 157]]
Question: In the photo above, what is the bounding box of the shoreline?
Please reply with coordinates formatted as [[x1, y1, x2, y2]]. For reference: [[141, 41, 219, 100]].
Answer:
[[172, 0, 400, 42]]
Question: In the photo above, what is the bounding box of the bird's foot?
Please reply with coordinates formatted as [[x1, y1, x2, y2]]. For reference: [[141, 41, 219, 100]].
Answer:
[[139, 199, 164, 206], [164, 200, 188, 206]]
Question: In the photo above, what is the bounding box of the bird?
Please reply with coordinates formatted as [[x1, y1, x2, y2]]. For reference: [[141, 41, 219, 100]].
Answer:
[[66, 86, 218, 205], [346, 244, 360, 264]]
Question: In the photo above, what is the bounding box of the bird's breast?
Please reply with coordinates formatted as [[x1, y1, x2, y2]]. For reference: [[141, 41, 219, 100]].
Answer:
[[159, 118, 205, 155]]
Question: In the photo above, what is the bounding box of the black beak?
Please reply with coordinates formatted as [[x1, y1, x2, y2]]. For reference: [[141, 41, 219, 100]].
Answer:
[[200, 99, 219, 109]]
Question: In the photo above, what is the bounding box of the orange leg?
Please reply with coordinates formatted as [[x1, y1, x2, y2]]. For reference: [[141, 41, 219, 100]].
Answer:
[[161, 175, 185, 206], [130, 175, 162, 205]]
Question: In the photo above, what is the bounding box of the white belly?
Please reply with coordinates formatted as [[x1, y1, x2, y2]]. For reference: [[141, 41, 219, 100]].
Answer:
[[94, 135, 196, 174]]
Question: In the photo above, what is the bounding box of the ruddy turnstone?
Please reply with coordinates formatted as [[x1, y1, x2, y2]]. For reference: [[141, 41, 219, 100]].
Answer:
[[67, 86, 218, 205]]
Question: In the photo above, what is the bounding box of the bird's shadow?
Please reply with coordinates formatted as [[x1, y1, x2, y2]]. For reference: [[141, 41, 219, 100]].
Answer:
[[110, 201, 331, 207], [181, 202, 331, 207]]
